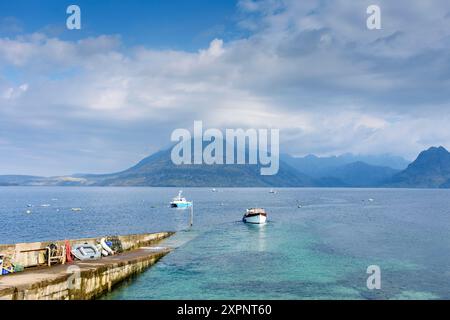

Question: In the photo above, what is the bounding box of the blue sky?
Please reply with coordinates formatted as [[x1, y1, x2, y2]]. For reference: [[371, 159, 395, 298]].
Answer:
[[0, 0, 239, 49], [1, 0, 450, 175]]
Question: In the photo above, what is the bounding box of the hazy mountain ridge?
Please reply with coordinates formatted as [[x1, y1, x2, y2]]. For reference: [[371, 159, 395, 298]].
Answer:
[[281, 153, 404, 187], [317, 162, 400, 187], [0, 175, 45, 186], [1, 146, 449, 188], [281, 153, 409, 177]]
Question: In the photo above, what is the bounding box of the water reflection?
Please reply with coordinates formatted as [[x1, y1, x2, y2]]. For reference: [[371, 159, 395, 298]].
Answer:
[[170, 207, 191, 231], [245, 222, 267, 252]]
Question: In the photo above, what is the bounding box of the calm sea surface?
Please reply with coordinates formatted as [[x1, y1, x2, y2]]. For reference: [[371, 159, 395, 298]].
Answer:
[[1, 187, 450, 299]]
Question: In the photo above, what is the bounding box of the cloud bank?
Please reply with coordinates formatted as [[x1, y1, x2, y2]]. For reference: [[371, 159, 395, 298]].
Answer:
[[1, 0, 450, 175]]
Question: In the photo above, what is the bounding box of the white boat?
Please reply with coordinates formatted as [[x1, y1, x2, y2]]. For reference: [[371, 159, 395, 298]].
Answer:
[[100, 238, 114, 255], [71, 243, 101, 261], [243, 208, 267, 224], [170, 190, 192, 208], [269, 189, 277, 194]]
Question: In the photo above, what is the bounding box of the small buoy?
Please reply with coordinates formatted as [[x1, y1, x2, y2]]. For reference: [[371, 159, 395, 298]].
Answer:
[[26, 210, 32, 214]]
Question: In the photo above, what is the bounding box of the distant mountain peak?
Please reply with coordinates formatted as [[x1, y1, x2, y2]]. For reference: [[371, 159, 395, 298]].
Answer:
[[346, 161, 375, 168], [412, 145, 449, 164], [423, 146, 448, 154], [388, 145, 450, 188]]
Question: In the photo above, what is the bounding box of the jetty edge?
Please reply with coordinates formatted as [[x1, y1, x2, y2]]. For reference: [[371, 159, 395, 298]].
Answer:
[[0, 231, 174, 300]]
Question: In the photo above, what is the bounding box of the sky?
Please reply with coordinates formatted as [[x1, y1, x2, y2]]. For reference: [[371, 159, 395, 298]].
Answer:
[[0, 0, 450, 176]]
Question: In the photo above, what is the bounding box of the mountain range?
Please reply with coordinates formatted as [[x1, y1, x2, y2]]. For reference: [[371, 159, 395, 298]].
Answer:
[[280, 153, 405, 187], [1, 145, 449, 188], [76, 148, 314, 187]]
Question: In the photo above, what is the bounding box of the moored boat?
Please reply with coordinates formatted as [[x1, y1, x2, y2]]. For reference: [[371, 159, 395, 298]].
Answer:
[[71, 243, 101, 261], [170, 190, 192, 208], [243, 208, 267, 224]]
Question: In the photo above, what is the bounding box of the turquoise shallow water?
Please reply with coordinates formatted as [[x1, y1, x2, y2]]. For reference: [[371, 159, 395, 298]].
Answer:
[[1, 187, 450, 299]]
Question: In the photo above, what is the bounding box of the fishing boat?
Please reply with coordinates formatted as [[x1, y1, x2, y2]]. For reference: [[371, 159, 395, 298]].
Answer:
[[269, 189, 277, 194], [243, 208, 267, 224], [170, 190, 192, 208], [71, 243, 101, 261]]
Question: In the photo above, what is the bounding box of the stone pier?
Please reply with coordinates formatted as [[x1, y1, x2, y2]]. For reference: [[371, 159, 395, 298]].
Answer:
[[0, 232, 174, 300]]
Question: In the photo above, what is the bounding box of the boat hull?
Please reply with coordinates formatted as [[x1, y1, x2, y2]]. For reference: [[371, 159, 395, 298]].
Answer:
[[243, 214, 267, 224], [71, 244, 101, 261], [170, 202, 192, 208]]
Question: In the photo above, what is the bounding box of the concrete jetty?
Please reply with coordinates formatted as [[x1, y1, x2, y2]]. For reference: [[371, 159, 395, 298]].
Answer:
[[0, 232, 174, 300]]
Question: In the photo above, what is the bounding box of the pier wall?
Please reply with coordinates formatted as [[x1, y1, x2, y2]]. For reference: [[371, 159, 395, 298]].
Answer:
[[0, 232, 172, 268], [0, 232, 174, 300]]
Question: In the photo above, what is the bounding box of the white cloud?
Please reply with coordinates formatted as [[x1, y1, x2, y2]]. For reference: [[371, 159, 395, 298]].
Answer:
[[1, 0, 450, 175], [2, 87, 14, 99], [200, 38, 225, 59], [19, 83, 28, 91], [1, 83, 28, 100]]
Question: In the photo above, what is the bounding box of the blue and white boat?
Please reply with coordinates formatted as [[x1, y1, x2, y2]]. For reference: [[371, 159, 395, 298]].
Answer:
[[170, 190, 192, 208]]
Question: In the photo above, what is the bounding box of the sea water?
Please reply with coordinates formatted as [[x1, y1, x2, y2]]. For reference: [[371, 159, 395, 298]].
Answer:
[[1, 187, 449, 299]]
